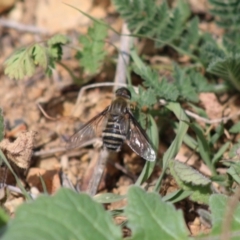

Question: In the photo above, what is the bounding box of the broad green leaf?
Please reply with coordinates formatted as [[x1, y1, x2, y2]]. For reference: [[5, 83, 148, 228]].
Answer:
[[209, 194, 240, 239], [170, 159, 211, 186], [1, 189, 121, 240], [169, 160, 211, 204], [125, 186, 189, 240], [210, 174, 229, 187], [0, 109, 4, 141], [94, 193, 125, 204], [0, 207, 9, 229], [197, 209, 212, 228]]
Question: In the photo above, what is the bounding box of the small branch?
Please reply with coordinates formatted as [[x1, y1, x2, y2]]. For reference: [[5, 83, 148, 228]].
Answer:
[[37, 103, 58, 121], [0, 18, 49, 34], [113, 23, 131, 91], [159, 99, 240, 124], [33, 147, 66, 157], [185, 109, 240, 124], [87, 148, 109, 196]]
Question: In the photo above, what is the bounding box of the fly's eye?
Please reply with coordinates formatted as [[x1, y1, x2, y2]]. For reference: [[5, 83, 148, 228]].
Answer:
[[115, 87, 131, 99]]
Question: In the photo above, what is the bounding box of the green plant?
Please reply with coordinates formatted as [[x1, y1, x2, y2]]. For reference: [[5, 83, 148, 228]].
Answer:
[[4, 21, 108, 83], [2, 0, 240, 239]]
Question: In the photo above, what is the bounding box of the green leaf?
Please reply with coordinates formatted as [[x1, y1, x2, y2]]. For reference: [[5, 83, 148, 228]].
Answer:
[[78, 22, 107, 74], [47, 34, 70, 46], [125, 186, 189, 240], [32, 44, 48, 69], [229, 140, 240, 158], [162, 189, 192, 203], [0, 109, 4, 142], [1, 189, 121, 240], [209, 194, 240, 238], [188, 71, 215, 92], [190, 123, 216, 175], [131, 49, 179, 101], [209, 0, 240, 31], [227, 161, 240, 184], [47, 35, 70, 62], [130, 86, 157, 109], [173, 64, 199, 102], [93, 193, 125, 204], [230, 122, 240, 134], [207, 55, 240, 91], [179, 17, 199, 52], [170, 159, 211, 186], [4, 47, 35, 80], [0, 207, 9, 229], [210, 123, 224, 145], [212, 141, 230, 164], [135, 113, 158, 185], [4, 34, 70, 80], [154, 102, 189, 192]]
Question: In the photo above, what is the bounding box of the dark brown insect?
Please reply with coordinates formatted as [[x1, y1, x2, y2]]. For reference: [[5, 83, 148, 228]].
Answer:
[[66, 87, 156, 161]]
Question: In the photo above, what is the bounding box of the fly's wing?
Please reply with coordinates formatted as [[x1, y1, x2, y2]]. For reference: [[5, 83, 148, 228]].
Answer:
[[66, 107, 109, 150], [125, 111, 156, 161]]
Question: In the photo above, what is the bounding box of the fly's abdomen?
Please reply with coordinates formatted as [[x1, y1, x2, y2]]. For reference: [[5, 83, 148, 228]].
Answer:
[[102, 120, 126, 151]]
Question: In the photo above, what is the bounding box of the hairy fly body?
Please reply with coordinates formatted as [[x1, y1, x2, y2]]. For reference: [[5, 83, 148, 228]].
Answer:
[[66, 87, 156, 161]]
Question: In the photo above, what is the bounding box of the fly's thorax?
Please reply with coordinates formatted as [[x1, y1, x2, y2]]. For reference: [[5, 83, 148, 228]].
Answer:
[[109, 97, 129, 115]]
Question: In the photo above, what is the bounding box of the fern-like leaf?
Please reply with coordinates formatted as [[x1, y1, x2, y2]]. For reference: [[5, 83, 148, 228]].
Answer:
[[4, 47, 36, 80], [4, 34, 70, 80], [209, 0, 240, 30], [173, 65, 199, 103], [77, 22, 107, 74], [179, 17, 200, 52], [207, 54, 240, 91]]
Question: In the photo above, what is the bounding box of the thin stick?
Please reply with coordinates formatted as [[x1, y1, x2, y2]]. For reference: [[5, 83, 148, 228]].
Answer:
[[185, 109, 240, 124], [37, 103, 58, 121], [72, 82, 128, 115], [87, 148, 109, 196], [0, 18, 49, 34], [159, 99, 240, 124], [113, 23, 131, 91]]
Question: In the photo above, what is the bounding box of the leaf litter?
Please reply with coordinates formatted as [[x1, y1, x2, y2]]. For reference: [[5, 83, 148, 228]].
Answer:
[[1, 0, 240, 238]]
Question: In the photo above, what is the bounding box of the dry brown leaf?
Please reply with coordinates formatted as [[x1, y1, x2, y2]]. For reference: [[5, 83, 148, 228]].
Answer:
[[27, 167, 61, 194], [0, 131, 36, 169]]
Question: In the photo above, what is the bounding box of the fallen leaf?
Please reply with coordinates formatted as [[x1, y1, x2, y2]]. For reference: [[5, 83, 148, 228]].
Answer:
[[26, 167, 61, 194], [0, 131, 36, 169]]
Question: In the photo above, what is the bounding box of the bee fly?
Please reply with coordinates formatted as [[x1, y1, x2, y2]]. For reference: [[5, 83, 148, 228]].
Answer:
[[66, 87, 156, 161]]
